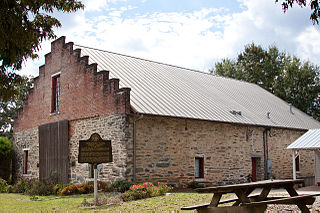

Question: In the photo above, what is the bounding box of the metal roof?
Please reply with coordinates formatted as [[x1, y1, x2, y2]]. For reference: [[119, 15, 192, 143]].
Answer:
[[75, 44, 320, 130], [287, 129, 320, 149]]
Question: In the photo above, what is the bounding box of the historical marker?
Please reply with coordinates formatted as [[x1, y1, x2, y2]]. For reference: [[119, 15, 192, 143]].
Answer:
[[78, 133, 112, 204], [78, 133, 112, 164]]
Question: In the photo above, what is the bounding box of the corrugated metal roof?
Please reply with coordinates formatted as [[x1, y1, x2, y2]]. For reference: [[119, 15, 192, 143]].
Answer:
[[74, 44, 320, 130], [287, 129, 320, 149]]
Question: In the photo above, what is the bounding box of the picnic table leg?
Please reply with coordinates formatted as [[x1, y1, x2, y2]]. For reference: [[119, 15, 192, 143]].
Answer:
[[285, 185, 311, 213], [256, 186, 271, 201], [210, 193, 222, 206], [233, 188, 255, 206], [234, 189, 251, 204]]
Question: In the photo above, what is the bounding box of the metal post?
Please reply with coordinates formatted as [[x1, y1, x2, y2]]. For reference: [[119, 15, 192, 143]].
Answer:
[[94, 164, 98, 204], [292, 150, 296, 180]]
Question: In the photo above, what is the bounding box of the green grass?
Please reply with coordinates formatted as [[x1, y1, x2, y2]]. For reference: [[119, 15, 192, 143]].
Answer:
[[0, 192, 224, 212]]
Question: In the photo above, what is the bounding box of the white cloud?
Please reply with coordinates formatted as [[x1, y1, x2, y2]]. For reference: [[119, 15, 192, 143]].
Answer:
[[20, 0, 320, 78], [296, 27, 320, 63]]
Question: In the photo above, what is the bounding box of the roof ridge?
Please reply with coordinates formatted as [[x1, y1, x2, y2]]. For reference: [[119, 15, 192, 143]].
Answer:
[[73, 44, 263, 86], [74, 44, 217, 76]]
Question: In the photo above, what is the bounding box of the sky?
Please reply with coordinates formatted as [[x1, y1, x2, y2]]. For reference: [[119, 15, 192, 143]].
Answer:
[[20, 0, 320, 77]]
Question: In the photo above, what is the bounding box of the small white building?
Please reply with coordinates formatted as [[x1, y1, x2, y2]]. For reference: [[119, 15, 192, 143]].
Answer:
[[287, 129, 320, 185]]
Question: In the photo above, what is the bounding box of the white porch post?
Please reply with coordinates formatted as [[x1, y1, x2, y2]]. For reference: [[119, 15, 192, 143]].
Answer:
[[292, 150, 296, 180]]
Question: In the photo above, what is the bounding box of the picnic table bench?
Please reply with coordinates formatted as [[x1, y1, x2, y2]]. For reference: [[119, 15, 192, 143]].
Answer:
[[181, 179, 320, 213]]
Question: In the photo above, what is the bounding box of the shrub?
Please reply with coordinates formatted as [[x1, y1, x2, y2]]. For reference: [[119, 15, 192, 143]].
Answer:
[[6, 185, 13, 193], [109, 180, 135, 193], [122, 182, 171, 201], [53, 183, 71, 195], [98, 181, 108, 192], [0, 178, 8, 193], [13, 178, 33, 193], [60, 181, 108, 196], [0, 137, 12, 157], [28, 180, 54, 196]]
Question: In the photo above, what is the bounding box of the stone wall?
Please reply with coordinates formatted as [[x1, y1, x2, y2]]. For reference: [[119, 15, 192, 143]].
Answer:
[[13, 114, 132, 184], [13, 127, 39, 179], [69, 114, 132, 184], [133, 115, 312, 186]]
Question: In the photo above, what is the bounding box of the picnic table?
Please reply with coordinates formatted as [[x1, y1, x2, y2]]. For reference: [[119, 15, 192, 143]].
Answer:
[[181, 179, 320, 213]]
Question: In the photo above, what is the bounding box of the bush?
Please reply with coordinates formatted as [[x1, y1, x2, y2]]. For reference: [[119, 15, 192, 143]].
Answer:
[[187, 181, 204, 189], [60, 181, 108, 196], [0, 178, 8, 193], [28, 180, 54, 196], [53, 183, 71, 195], [12, 178, 61, 195], [109, 180, 135, 193], [0, 137, 12, 157], [13, 178, 33, 193], [122, 182, 171, 201]]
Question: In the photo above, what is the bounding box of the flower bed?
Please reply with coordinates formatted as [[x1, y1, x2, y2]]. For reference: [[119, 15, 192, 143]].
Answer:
[[122, 182, 171, 201]]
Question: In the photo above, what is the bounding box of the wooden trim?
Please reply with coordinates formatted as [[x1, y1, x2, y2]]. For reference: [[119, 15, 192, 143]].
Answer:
[[51, 72, 61, 77]]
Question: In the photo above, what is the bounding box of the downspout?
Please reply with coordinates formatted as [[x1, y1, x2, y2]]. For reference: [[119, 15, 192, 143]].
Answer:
[[133, 114, 143, 182], [263, 128, 270, 179], [263, 130, 267, 179]]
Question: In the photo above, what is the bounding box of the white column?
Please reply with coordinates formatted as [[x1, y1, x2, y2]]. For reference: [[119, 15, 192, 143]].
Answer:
[[292, 150, 296, 180], [94, 164, 98, 204]]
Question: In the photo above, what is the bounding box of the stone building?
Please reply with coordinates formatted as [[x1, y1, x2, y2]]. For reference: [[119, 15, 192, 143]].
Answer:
[[13, 37, 320, 186]]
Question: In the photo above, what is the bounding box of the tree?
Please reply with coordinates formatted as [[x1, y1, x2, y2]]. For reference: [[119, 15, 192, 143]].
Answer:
[[0, 137, 12, 158], [275, 0, 320, 24], [0, 0, 84, 102], [0, 76, 33, 140], [212, 43, 320, 120]]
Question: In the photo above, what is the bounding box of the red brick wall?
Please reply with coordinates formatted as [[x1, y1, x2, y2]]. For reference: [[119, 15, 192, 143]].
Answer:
[[14, 36, 131, 132]]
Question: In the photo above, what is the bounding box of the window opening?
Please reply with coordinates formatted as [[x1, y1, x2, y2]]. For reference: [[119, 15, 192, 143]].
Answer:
[[295, 152, 300, 172], [52, 75, 60, 113], [90, 164, 94, 178], [23, 150, 28, 174], [195, 157, 204, 178]]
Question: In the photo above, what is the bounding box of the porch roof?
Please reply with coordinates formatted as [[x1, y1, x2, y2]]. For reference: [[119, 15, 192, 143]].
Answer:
[[287, 129, 320, 150]]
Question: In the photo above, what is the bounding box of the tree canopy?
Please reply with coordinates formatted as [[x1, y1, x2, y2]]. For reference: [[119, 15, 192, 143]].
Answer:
[[212, 43, 320, 120], [0, 137, 12, 158], [275, 0, 320, 24], [0, 0, 84, 102], [0, 76, 33, 140]]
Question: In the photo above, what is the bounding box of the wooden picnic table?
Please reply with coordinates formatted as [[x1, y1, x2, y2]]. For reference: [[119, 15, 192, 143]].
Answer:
[[181, 179, 319, 213]]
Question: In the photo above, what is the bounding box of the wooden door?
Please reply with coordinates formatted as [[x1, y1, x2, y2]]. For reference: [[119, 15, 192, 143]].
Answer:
[[251, 157, 257, 182], [39, 120, 69, 183]]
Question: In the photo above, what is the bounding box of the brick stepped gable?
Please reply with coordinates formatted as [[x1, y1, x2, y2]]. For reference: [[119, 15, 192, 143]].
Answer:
[[14, 36, 131, 132]]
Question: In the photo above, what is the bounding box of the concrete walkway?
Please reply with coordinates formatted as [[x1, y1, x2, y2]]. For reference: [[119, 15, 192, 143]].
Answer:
[[249, 185, 320, 196]]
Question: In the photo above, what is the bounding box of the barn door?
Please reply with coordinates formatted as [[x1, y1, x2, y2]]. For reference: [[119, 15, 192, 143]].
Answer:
[[39, 120, 69, 183]]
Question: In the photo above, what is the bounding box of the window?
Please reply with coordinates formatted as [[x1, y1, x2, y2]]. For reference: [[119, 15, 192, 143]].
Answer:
[[23, 150, 29, 174], [89, 164, 94, 178], [51, 74, 60, 113], [195, 157, 204, 178], [295, 153, 300, 172]]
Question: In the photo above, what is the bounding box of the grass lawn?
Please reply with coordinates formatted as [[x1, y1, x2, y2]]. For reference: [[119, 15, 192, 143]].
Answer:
[[0, 192, 226, 212]]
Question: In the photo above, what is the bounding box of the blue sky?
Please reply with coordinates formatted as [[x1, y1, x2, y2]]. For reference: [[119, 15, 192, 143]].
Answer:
[[21, 0, 320, 77]]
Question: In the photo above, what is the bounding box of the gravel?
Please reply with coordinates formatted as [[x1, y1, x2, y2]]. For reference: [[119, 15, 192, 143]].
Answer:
[[265, 195, 320, 212]]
